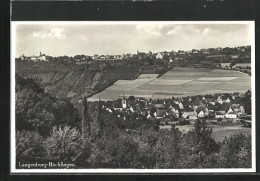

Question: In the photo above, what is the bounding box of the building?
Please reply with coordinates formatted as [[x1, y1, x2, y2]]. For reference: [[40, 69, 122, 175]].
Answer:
[[197, 110, 205, 118], [217, 96, 223, 104], [113, 98, 127, 111], [155, 53, 163, 59], [21, 52, 48, 62], [232, 63, 251, 69], [225, 112, 237, 119], [156, 110, 168, 119], [215, 111, 225, 119], [219, 63, 231, 69], [182, 109, 197, 120]]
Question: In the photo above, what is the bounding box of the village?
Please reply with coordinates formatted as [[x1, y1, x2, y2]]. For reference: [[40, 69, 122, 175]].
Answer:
[[97, 90, 251, 131], [17, 45, 251, 76]]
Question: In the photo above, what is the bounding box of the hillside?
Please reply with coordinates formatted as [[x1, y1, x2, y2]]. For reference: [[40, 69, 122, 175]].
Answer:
[[15, 57, 171, 107], [15, 46, 251, 105]]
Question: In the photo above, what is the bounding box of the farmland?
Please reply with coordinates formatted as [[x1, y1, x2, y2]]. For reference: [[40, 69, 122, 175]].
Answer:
[[89, 67, 251, 101]]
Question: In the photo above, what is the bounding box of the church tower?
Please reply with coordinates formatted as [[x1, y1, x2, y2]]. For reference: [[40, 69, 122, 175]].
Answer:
[[122, 93, 127, 109]]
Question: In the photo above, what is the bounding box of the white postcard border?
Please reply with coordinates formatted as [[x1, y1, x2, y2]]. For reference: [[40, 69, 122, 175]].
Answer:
[[11, 21, 256, 174]]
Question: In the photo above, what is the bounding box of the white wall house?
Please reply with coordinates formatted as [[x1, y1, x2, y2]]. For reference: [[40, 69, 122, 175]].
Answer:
[[198, 111, 205, 118], [215, 111, 225, 119], [225, 113, 237, 119]]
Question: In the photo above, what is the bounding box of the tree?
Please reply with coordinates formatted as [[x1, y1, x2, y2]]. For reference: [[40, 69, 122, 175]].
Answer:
[[97, 99, 104, 137], [81, 97, 91, 137], [16, 75, 80, 136], [179, 120, 220, 168], [16, 130, 45, 159], [218, 133, 251, 168], [44, 126, 82, 161], [128, 96, 135, 101]]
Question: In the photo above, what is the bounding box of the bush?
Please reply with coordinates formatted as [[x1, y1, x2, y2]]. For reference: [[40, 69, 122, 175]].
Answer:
[[44, 126, 83, 161]]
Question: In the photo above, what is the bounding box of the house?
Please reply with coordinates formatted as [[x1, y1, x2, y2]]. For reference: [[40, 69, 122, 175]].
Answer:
[[225, 112, 237, 119], [219, 63, 231, 69], [38, 52, 47, 61], [182, 107, 197, 120], [178, 50, 185, 55], [197, 110, 205, 118], [106, 108, 113, 113], [192, 100, 203, 110], [232, 92, 242, 99], [27, 52, 48, 62], [178, 102, 184, 109], [215, 111, 225, 119], [205, 97, 216, 105], [201, 49, 209, 54], [155, 104, 165, 109], [217, 95, 231, 104], [207, 105, 216, 112], [208, 101, 216, 105], [98, 55, 106, 60], [231, 104, 240, 112], [192, 49, 199, 54], [188, 113, 197, 120], [226, 107, 234, 113], [239, 106, 246, 114], [129, 106, 135, 113], [232, 63, 251, 69], [113, 101, 123, 111], [137, 97, 146, 102], [220, 103, 232, 113], [155, 53, 163, 59], [93, 54, 99, 60], [217, 96, 223, 104], [113, 98, 127, 111], [156, 110, 168, 119], [224, 98, 231, 103]]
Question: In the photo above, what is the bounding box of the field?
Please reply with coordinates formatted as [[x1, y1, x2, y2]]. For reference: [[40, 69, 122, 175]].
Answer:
[[160, 125, 251, 142], [88, 67, 251, 101]]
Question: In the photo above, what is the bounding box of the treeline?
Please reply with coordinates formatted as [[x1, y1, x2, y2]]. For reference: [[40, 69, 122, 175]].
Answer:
[[16, 76, 251, 169], [16, 121, 251, 169]]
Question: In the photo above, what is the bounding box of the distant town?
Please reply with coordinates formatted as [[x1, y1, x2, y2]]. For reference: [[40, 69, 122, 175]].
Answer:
[[18, 45, 251, 74]]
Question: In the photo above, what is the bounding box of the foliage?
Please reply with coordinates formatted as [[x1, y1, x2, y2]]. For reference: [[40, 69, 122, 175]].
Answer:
[[178, 120, 220, 168], [16, 74, 80, 136], [44, 126, 83, 161], [16, 130, 45, 158], [217, 133, 251, 168], [16, 121, 251, 168]]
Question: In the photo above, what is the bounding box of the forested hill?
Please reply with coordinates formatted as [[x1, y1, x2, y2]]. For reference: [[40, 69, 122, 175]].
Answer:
[[15, 74, 81, 137], [15, 57, 171, 104]]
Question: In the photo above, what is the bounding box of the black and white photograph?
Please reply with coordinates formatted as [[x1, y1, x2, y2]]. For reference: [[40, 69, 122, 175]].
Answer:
[[11, 21, 255, 173]]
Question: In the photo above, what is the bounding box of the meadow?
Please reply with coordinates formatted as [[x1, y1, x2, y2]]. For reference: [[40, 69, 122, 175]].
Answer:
[[89, 67, 251, 101]]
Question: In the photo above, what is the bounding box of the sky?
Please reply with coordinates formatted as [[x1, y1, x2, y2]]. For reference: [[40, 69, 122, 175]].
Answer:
[[13, 23, 253, 57]]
